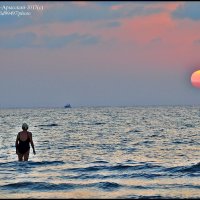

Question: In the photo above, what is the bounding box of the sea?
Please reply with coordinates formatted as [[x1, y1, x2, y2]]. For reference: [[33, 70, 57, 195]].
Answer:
[[0, 106, 199, 199]]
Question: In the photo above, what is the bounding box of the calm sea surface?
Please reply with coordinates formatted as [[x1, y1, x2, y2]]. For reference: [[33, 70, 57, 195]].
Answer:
[[0, 106, 199, 199]]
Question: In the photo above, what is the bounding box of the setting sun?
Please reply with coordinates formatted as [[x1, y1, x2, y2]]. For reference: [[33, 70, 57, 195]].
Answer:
[[191, 70, 200, 88]]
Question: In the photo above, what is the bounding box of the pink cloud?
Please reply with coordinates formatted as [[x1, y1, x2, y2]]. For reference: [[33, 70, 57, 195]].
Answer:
[[111, 4, 124, 11], [72, 1, 89, 7], [2, 2, 200, 72]]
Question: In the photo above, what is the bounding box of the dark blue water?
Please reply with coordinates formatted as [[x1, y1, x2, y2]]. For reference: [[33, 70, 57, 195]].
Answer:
[[0, 106, 199, 198]]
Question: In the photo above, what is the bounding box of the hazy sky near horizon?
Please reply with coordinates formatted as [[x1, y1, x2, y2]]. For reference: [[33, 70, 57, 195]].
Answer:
[[1, 1, 200, 108]]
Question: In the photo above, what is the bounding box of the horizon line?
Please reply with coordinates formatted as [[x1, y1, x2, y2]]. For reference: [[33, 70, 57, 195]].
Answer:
[[1, 104, 200, 109]]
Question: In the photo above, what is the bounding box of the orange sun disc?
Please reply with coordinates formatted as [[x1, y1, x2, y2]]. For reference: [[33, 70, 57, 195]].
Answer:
[[191, 70, 200, 88]]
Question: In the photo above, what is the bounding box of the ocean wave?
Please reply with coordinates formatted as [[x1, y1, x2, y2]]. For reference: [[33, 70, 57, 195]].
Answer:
[[0, 181, 75, 191], [60, 170, 165, 180], [1, 181, 123, 192], [126, 129, 143, 133], [0, 160, 64, 168], [119, 194, 166, 199], [64, 162, 163, 173], [27, 160, 65, 166], [165, 162, 200, 176], [178, 162, 200, 173], [184, 124, 195, 128], [129, 173, 164, 179], [66, 165, 106, 172], [93, 181, 122, 191], [37, 123, 59, 127], [60, 173, 115, 180], [93, 122, 106, 125], [91, 160, 109, 164], [70, 122, 106, 126]]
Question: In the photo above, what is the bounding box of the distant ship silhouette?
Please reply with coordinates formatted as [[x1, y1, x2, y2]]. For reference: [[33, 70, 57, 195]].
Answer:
[[64, 104, 71, 108]]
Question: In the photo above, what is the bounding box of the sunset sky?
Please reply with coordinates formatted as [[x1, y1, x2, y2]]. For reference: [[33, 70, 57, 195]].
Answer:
[[1, 1, 200, 108]]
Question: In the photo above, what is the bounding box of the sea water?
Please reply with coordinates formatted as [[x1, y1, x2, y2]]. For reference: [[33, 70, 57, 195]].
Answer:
[[0, 106, 199, 199]]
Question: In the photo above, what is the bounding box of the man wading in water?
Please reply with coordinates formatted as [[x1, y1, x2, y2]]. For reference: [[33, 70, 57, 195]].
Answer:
[[15, 123, 36, 161]]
